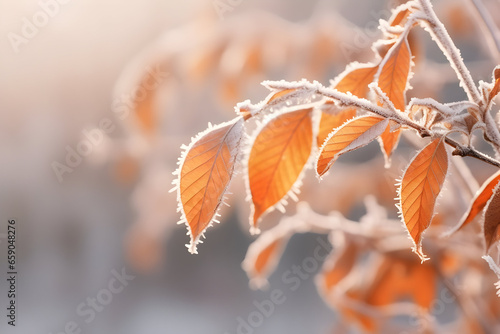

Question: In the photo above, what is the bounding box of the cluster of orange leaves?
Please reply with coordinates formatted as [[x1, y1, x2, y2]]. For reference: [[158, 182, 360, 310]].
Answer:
[[100, 0, 500, 331], [170, 0, 500, 331], [174, 2, 500, 260]]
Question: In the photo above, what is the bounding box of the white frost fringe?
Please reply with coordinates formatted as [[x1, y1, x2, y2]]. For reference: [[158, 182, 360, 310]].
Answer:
[[171, 117, 244, 254], [243, 105, 317, 234]]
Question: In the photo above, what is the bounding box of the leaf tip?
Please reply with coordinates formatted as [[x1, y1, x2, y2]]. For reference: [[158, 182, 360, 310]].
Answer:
[[250, 226, 261, 235], [186, 242, 199, 255]]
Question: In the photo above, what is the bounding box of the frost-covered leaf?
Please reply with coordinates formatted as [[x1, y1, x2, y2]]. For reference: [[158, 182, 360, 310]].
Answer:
[[376, 36, 412, 163], [379, 123, 402, 167], [266, 88, 298, 104], [481, 66, 500, 109], [317, 65, 378, 146], [389, 7, 411, 27], [369, 257, 436, 307], [128, 63, 168, 135], [242, 225, 292, 289], [317, 104, 356, 148], [317, 242, 358, 294], [445, 170, 500, 236], [483, 183, 500, 252], [316, 115, 389, 177], [247, 108, 313, 231], [174, 117, 244, 253], [333, 64, 379, 96], [398, 138, 449, 261], [489, 67, 500, 103]]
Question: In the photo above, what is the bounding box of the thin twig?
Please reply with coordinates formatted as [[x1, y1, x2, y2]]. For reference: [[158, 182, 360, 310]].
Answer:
[[312, 83, 500, 168], [443, 137, 500, 168]]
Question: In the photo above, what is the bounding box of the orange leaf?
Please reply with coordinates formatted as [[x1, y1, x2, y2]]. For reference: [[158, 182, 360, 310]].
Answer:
[[266, 88, 298, 105], [334, 65, 379, 96], [377, 37, 412, 111], [379, 124, 401, 167], [254, 241, 280, 277], [248, 108, 313, 230], [483, 183, 500, 252], [316, 115, 389, 177], [330, 253, 437, 332], [446, 170, 500, 235], [398, 138, 449, 261], [390, 8, 410, 27], [130, 62, 169, 135], [376, 37, 412, 162], [317, 107, 356, 147], [175, 118, 244, 253], [317, 65, 379, 146], [319, 243, 358, 293], [488, 66, 500, 106], [242, 232, 289, 290], [134, 88, 156, 135], [365, 257, 436, 309]]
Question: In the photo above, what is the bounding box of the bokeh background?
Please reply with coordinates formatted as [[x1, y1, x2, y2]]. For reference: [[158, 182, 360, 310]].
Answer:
[[0, 0, 498, 333]]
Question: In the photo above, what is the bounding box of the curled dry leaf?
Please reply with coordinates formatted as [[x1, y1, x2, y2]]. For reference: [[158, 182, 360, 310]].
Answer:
[[347, 256, 437, 332], [483, 183, 500, 252], [377, 36, 413, 164], [398, 138, 449, 261], [484, 66, 500, 108], [242, 227, 292, 290], [174, 117, 244, 253], [379, 125, 402, 167], [129, 62, 169, 136], [247, 108, 313, 231], [317, 241, 358, 294], [365, 257, 436, 309], [319, 251, 439, 333], [317, 65, 379, 146], [445, 170, 500, 236], [316, 115, 389, 177]]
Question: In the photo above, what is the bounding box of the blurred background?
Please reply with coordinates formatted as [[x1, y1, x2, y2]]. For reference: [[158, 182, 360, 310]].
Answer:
[[0, 0, 498, 333]]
